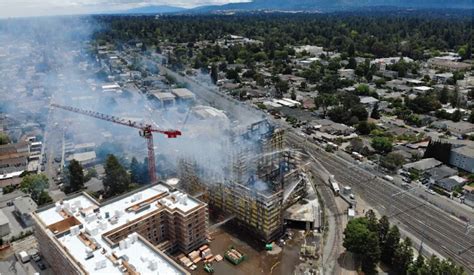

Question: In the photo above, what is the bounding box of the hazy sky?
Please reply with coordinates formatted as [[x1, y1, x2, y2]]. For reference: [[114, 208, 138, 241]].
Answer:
[[0, 0, 247, 18]]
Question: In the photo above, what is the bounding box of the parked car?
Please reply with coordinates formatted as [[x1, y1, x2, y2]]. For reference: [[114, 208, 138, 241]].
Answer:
[[31, 253, 41, 262], [426, 189, 436, 195], [37, 261, 46, 270]]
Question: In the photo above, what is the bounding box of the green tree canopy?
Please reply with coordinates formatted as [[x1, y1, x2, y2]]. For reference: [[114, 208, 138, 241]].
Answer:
[[372, 137, 393, 154], [370, 102, 381, 119], [103, 154, 131, 198], [65, 159, 84, 194], [0, 132, 10, 145], [381, 152, 406, 171], [20, 174, 51, 206]]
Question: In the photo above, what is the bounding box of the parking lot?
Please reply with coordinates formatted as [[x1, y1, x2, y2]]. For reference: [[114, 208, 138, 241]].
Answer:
[[0, 254, 53, 275], [0, 206, 33, 241]]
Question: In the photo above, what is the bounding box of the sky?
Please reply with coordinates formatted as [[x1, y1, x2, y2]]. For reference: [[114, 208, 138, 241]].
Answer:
[[0, 0, 247, 18]]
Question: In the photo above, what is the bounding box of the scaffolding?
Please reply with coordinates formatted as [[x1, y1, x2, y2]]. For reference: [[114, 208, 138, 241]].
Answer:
[[178, 120, 307, 242]]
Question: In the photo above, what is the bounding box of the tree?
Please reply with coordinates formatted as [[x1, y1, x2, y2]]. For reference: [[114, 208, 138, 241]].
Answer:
[[347, 57, 357, 69], [374, 78, 386, 88], [210, 63, 218, 84], [130, 157, 141, 184], [365, 210, 379, 232], [439, 86, 449, 104], [37, 190, 53, 206], [451, 109, 462, 122], [381, 225, 400, 264], [226, 69, 240, 83], [356, 121, 376, 135], [103, 154, 131, 198], [0, 132, 10, 145], [392, 237, 413, 274], [408, 255, 429, 274], [381, 152, 406, 171], [370, 103, 381, 119], [351, 104, 369, 122], [347, 43, 355, 57], [469, 109, 474, 123], [65, 160, 84, 194], [450, 87, 459, 107], [275, 80, 289, 99], [343, 217, 381, 274], [377, 216, 390, 248], [20, 174, 50, 205], [361, 232, 381, 274], [372, 137, 393, 154], [314, 94, 337, 117], [458, 44, 472, 60], [356, 84, 370, 95], [290, 89, 297, 100]]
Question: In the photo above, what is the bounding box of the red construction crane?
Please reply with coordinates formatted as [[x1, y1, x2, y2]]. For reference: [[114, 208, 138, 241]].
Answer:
[[51, 103, 181, 184]]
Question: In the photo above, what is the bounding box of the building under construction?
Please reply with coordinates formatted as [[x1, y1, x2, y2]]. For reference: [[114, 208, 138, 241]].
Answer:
[[179, 120, 306, 242]]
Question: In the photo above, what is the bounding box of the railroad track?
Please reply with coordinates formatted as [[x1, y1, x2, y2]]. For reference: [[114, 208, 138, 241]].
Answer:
[[301, 140, 474, 272]]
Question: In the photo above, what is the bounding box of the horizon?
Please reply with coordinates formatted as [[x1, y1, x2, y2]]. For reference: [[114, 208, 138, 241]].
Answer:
[[0, 0, 472, 19]]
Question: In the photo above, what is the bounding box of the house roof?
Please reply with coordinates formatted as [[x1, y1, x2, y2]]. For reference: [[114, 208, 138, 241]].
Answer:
[[359, 96, 379, 105], [14, 196, 37, 215], [437, 176, 466, 191], [425, 165, 458, 181], [403, 158, 442, 171]]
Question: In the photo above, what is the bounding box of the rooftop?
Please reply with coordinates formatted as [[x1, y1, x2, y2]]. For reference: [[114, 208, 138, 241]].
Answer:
[[452, 146, 474, 158], [171, 88, 195, 99], [67, 151, 96, 163], [152, 92, 176, 101], [13, 196, 37, 215], [403, 158, 442, 171], [35, 183, 198, 275]]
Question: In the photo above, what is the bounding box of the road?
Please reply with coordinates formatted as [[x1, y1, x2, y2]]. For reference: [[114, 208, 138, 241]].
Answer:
[[287, 131, 474, 272]]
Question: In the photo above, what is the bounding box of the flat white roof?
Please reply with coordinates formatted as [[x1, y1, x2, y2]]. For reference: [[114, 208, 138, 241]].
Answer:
[[172, 88, 195, 99], [153, 92, 176, 101], [36, 184, 197, 275], [414, 86, 432, 91], [67, 151, 96, 163], [74, 143, 96, 150]]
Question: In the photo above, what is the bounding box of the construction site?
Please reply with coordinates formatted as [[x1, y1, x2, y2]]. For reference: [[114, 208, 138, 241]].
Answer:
[[178, 118, 308, 243]]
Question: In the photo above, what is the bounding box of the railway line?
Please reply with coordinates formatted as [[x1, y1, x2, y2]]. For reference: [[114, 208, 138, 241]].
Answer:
[[287, 132, 474, 272]]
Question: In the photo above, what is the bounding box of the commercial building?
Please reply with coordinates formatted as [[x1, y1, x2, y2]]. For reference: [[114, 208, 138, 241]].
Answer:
[[151, 91, 176, 108], [66, 151, 97, 167], [171, 88, 195, 104], [33, 183, 207, 275]]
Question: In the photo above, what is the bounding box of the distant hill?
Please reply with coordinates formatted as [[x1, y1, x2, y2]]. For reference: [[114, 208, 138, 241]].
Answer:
[[123, 5, 187, 14], [192, 0, 474, 13]]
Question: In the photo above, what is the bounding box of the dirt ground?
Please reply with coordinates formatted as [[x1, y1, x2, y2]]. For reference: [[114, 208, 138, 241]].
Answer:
[[189, 226, 319, 275]]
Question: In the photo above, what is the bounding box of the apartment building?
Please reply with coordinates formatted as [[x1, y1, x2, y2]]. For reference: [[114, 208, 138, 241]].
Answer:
[[33, 183, 207, 275]]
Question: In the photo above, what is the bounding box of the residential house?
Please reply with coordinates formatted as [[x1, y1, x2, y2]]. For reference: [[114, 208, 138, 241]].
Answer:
[[436, 176, 466, 192], [462, 185, 474, 207]]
